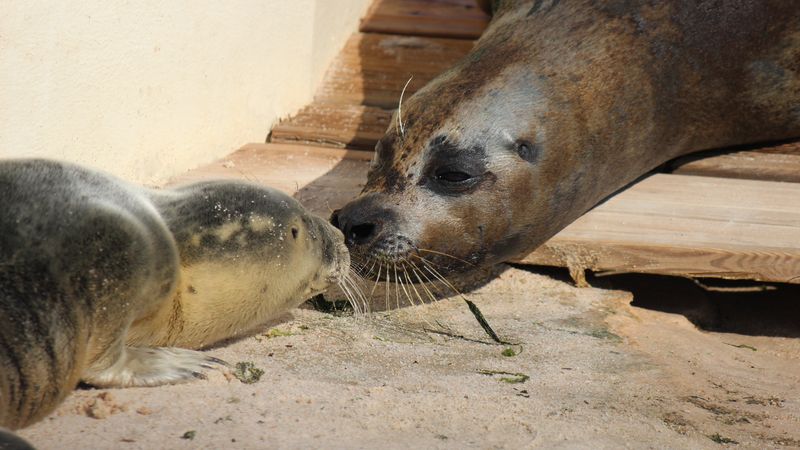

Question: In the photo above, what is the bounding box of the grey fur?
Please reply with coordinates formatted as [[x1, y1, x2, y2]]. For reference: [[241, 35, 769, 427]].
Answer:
[[0, 159, 347, 430]]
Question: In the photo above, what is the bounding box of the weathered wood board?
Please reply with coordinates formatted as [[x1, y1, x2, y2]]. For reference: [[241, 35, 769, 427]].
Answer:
[[171, 144, 800, 284], [313, 33, 473, 109], [271, 103, 391, 150], [671, 142, 800, 183], [361, 0, 490, 39]]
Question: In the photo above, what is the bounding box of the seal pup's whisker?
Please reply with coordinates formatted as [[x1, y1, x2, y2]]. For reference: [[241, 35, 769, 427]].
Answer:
[[397, 75, 413, 138], [345, 279, 366, 315], [349, 259, 368, 279], [345, 272, 369, 314], [348, 279, 365, 315], [337, 275, 359, 314], [403, 266, 420, 306]]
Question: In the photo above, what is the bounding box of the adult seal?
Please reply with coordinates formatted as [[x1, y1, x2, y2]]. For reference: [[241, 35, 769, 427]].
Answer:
[[332, 0, 800, 279], [0, 159, 349, 430]]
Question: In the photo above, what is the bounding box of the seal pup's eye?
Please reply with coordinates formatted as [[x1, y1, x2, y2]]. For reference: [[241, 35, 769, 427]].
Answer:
[[291, 227, 299, 239], [516, 140, 541, 164]]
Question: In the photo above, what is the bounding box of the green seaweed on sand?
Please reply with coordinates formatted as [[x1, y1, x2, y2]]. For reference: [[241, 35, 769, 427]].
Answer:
[[181, 430, 196, 440], [233, 361, 265, 384], [478, 369, 530, 384]]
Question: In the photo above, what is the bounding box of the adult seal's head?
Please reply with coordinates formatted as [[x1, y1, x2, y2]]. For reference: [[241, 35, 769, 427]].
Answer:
[[333, 0, 800, 279]]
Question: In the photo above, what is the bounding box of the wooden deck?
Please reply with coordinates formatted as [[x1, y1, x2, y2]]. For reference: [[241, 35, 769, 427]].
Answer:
[[187, 0, 800, 285]]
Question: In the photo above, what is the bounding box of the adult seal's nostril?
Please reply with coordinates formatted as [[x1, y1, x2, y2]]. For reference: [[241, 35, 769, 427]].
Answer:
[[346, 222, 379, 246], [329, 209, 341, 228], [332, 197, 391, 248]]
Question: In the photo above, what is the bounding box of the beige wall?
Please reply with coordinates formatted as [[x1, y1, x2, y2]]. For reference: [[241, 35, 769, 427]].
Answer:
[[0, 0, 370, 185]]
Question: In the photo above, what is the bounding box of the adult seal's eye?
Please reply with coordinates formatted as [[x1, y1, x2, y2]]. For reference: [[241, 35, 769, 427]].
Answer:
[[435, 169, 473, 184]]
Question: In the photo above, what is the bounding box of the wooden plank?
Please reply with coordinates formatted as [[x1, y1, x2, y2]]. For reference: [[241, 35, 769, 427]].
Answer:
[[517, 174, 800, 283], [361, 0, 490, 40], [315, 32, 474, 109], [670, 141, 800, 183], [270, 103, 391, 150], [171, 143, 800, 284], [168, 143, 371, 216]]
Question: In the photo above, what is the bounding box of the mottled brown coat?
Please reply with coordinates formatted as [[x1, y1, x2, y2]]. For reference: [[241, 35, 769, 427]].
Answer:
[[335, 0, 800, 277]]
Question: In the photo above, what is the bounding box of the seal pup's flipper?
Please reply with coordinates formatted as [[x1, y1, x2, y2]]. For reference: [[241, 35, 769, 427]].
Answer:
[[81, 336, 228, 388]]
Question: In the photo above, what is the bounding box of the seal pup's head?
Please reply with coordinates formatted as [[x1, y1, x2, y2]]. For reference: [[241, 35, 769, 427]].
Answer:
[[141, 182, 350, 348]]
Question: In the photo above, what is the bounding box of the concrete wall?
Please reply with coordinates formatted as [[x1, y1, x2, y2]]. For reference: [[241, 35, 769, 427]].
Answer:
[[0, 0, 370, 184]]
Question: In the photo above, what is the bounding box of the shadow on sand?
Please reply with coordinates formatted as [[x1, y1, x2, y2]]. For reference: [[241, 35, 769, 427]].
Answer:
[[515, 264, 800, 339]]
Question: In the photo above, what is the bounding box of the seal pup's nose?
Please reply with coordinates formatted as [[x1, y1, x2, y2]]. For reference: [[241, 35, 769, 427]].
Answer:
[[330, 207, 382, 247]]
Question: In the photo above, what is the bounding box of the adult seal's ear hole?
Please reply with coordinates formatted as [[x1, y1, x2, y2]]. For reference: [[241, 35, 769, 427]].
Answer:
[[330, 209, 341, 228], [430, 134, 448, 148], [516, 140, 540, 164]]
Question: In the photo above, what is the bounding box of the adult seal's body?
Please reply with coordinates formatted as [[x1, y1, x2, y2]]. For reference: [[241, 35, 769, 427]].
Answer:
[[0, 159, 349, 430], [332, 0, 800, 278]]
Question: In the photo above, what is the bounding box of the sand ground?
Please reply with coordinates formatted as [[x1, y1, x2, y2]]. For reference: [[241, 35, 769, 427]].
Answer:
[[19, 266, 800, 449]]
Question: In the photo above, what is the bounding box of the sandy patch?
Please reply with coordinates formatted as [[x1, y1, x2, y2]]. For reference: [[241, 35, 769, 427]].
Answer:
[[20, 266, 800, 449]]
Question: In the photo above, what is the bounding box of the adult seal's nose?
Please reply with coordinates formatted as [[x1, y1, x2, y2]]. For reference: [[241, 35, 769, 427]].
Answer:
[[330, 205, 382, 247]]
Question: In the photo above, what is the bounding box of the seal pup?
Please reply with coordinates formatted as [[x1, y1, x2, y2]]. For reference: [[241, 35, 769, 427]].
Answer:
[[0, 159, 349, 430], [332, 0, 800, 280]]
